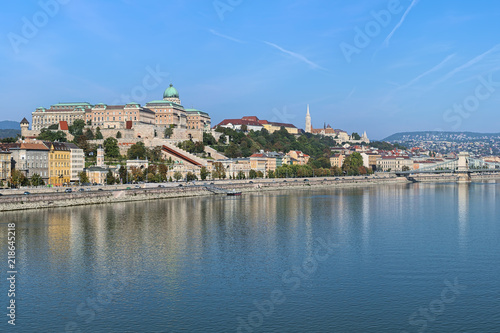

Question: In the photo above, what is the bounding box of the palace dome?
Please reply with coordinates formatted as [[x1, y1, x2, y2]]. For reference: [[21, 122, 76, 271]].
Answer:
[[163, 84, 179, 99]]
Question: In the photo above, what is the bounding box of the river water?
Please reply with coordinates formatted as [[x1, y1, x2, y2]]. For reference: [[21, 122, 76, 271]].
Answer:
[[1, 181, 500, 332]]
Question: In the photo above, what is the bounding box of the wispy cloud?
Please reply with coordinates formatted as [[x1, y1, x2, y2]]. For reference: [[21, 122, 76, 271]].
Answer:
[[263, 41, 327, 71], [400, 54, 456, 89], [209, 29, 245, 43], [432, 44, 500, 86], [383, 0, 420, 47]]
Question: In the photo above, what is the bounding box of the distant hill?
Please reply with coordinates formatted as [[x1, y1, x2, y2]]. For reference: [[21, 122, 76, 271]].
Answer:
[[0, 120, 20, 130], [0, 129, 20, 139], [383, 131, 500, 142]]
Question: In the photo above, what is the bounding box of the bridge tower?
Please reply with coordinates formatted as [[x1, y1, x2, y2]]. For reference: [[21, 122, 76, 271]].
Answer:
[[457, 152, 471, 182]]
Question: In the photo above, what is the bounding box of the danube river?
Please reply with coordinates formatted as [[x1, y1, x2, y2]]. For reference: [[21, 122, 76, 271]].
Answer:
[[1, 181, 500, 332]]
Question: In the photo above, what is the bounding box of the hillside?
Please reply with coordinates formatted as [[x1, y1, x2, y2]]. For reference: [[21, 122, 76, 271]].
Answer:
[[0, 129, 20, 139], [383, 131, 500, 142], [0, 120, 20, 130]]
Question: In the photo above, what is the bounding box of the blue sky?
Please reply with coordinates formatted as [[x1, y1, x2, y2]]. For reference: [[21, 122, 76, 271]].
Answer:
[[2, 0, 500, 139]]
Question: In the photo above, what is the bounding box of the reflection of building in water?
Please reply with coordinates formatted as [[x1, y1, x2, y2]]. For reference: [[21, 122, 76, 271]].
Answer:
[[48, 211, 73, 262], [457, 183, 469, 248]]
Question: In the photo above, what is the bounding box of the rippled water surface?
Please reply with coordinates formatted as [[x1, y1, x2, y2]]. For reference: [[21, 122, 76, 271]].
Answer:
[[1, 181, 500, 332]]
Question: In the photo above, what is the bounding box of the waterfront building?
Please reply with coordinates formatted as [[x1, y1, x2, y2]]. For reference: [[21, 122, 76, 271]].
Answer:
[[249, 151, 284, 174], [360, 152, 381, 171], [0, 150, 12, 185], [285, 150, 310, 165], [48, 142, 71, 186], [376, 156, 413, 172], [330, 153, 345, 168], [64, 142, 85, 182], [9, 142, 50, 181]]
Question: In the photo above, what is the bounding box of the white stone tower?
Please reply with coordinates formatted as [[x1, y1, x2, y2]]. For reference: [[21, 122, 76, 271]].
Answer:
[[305, 105, 312, 133], [97, 146, 104, 167]]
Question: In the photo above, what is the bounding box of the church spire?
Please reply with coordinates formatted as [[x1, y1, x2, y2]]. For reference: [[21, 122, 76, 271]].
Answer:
[[305, 104, 312, 133]]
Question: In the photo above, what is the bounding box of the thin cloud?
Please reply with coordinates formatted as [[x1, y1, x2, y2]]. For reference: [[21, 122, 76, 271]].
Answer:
[[209, 29, 245, 43], [383, 0, 420, 47], [263, 41, 327, 71], [401, 54, 456, 89], [432, 44, 500, 86]]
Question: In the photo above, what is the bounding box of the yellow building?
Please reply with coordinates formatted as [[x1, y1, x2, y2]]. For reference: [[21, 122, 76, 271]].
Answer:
[[48, 142, 71, 186], [330, 153, 345, 168]]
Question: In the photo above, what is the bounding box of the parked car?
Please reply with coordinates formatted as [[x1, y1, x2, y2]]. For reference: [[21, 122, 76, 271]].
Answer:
[[158, 185, 165, 188], [78, 188, 85, 192], [178, 184, 183, 187], [304, 179, 309, 182], [23, 191, 30, 195], [98, 188, 104, 191], [0, 193, 3, 196], [65, 188, 73, 193], [249, 181, 254, 184]]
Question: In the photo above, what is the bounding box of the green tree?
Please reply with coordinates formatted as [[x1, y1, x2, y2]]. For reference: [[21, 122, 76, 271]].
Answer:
[[37, 129, 67, 142], [30, 173, 44, 186], [69, 119, 86, 137], [186, 172, 197, 181], [95, 127, 103, 140], [257, 171, 264, 178], [237, 171, 246, 179], [48, 123, 59, 130], [213, 162, 226, 179], [249, 169, 257, 179], [79, 171, 89, 184], [118, 165, 127, 182], [106, 170, 115, 185], [174, 171, 183, 181], [164, 125, 174, 138], [11, 170, 27, 188], [200, 166, 209, 180], [116, 131, 122, 139], [351, 132, 361, 140], [103, 137, 120, 159], [342, 152, 364, 176], [84, 128, 95, 140], [127, 142, 147, 159], [203, 132, 217, 146]]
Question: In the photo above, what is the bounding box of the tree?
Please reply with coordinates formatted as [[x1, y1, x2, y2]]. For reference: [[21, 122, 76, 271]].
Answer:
[[351, 132, 361, 140], [84, 128, 95, 140], [10, 170, 27, 188], [103, 137, 120, 159], [106, 170, 115, 185], [118, 165, 127, 182], [203, 132, 217, 146], [30, 173, 44, 186], [127, 142, 147, 159], [249, 169, 257, 179], [79, 171, 89, 184], [37, 129, 67, 142], [186, 172, 197, 181], [240, 124, 248, 132], [402, 165, 411, 172], [257, 171, 264, 178], [158, 164, 168, 181], [164, 125, 174, 138], [237, 171, 246, 179], [200, 166, 209, 180], [69, 119, 86, 137], [48, 123, 59, 130], [174, 171, 182, 181], [267, 170, 275, 178], [213, 162, 226, 179], [95, 127, 103, 140], [116, 131, 122, 139], [342, 152, 364, 176]]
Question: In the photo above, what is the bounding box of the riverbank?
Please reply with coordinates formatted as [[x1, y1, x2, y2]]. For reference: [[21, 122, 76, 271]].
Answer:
[[0, 176, 408, 212], [1, 174, 498, 212]]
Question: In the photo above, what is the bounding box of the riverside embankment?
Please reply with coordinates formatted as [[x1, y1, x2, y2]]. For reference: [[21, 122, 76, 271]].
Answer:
[[0, 176, 409, 212]]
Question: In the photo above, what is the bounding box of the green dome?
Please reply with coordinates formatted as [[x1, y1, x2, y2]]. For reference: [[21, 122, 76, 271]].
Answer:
[[163, 84, 179, 99]]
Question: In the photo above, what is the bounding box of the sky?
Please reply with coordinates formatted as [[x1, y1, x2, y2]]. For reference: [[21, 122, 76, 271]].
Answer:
[[1, 0, 500, 139]]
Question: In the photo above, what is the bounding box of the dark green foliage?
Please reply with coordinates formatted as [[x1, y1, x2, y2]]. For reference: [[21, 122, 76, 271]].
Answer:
[[103, 137, 120, 159], [37, 128, 67, 142]]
